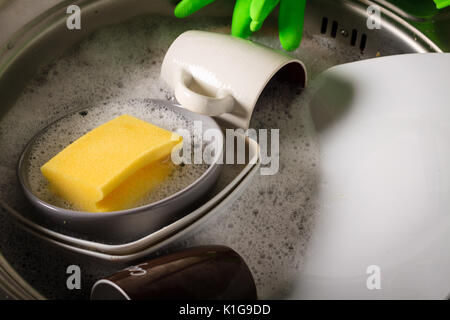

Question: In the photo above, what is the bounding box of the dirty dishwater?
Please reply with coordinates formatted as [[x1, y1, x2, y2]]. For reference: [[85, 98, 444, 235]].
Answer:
[[0, 14, 392, 299]]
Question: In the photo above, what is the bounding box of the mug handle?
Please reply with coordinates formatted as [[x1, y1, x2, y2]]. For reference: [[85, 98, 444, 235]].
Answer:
[[174, 68, 235, 116]]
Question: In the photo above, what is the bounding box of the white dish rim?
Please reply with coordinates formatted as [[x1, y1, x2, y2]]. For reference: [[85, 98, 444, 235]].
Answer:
[[3, 134, 260, 256]]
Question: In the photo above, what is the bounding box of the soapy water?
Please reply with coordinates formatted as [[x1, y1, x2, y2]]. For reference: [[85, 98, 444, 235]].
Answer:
[[25, 99, 209, 211], [182, 82, 320, 298], [0, 15, 363, 299]]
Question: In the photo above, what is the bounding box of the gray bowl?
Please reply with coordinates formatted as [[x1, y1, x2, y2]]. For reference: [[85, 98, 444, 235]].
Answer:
[[17, 99, 223, 244]]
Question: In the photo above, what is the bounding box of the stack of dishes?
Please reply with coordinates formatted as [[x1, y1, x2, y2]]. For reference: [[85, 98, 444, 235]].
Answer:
[[8, 99, 260, 263]]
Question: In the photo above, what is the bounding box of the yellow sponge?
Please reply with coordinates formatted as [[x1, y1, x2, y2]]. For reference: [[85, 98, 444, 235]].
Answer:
[[41, 114, 182, 212]]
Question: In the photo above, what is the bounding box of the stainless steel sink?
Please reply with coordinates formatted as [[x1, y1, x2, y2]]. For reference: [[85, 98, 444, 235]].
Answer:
[[374, 0, 450, 51], [0, 0, 448, 300]]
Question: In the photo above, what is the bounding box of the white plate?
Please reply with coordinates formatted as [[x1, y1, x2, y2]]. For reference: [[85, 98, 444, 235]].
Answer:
[[289, 53, 450, 299], [10, 153, 260, 263], [6, 136, 260, 258]]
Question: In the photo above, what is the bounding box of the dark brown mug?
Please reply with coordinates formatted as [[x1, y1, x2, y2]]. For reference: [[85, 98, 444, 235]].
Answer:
[[90, 245, 257, 300]]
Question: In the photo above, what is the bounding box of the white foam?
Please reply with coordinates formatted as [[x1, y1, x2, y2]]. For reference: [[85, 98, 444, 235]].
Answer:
[[0, 14, 361, 299]]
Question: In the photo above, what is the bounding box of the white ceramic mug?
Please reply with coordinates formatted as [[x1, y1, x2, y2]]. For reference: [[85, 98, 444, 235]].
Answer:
[[161, 30, 307, 129]]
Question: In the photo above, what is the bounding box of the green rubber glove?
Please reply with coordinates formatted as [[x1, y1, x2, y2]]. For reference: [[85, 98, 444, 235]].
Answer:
[[174, 0, 253, 38], [174, 0, 306, 51], [433, 0, 450, 9], [252, 0, 306, 51]]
